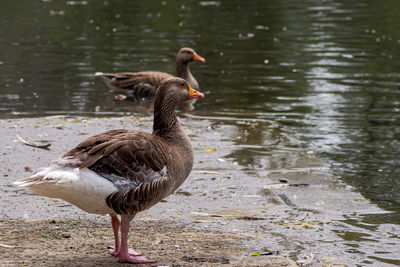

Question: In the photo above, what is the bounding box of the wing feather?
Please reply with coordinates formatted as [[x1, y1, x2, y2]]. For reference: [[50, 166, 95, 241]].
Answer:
[[62, 130, 169, 215], [101, 71, 174, 97]]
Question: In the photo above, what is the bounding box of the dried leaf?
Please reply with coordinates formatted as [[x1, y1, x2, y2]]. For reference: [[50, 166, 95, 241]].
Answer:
[[193, 170, 223, 174], [204, 148, 216, 151], [0, 243, 15, 248], [191, 212, 225, 217], [226, 216, 265, 221], [191, 212, 265, 221], [194, 220, 216, 223], [250, 252, 260, 256], [24, 166, 33, 172], [16, 135, 51, 150], [263, 184, 289, 189]]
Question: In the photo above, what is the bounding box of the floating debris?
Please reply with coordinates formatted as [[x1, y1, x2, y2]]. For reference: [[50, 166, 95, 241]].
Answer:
[[16, 135, 51, 150], [279, 220, 319, 229], [199, 1, 220, 6], [297, 251, 314, 265], [263, 183, 327, 189], [114, 94, 127, 101], [226, 216, 265, 221], [49, 10, 65, 16], [191, 211, 265, 221], [352, 197, 368, 201], [255, 25, 269, 30], [66, 1, 88, 5], [194, 220, 216, 223], [342, 54, 354, 59], [79, 81, 90, 86], [193, 170, 223, 174]]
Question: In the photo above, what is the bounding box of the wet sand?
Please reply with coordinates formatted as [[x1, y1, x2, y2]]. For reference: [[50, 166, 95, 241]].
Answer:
[[0, 115, 394, 266]]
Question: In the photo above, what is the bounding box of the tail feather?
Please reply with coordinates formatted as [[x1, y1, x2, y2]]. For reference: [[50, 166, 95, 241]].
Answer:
[[14, 167, 79, 188], [13, 175, 46, 187]]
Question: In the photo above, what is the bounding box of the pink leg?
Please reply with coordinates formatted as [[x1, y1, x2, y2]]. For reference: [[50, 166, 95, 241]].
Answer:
[[109, 216, 142, 257], [109, 216, 121, 256], [117, 219, 156, 264]]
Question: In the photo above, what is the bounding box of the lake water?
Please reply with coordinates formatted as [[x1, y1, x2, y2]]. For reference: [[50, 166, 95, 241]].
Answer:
[[1, 0, 400, 263]]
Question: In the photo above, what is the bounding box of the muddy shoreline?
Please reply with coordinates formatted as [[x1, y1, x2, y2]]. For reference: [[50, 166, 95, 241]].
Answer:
[[0, 115, 398, 266], [0, 218, 297, 267]]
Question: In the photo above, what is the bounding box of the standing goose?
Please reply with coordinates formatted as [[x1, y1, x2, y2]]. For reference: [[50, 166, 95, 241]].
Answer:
[[14, 77, 204, 264], [98, 47, 205, 98]]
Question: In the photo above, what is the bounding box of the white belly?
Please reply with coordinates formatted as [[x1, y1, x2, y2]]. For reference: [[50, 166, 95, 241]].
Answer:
[[29, 168, 117, 215]]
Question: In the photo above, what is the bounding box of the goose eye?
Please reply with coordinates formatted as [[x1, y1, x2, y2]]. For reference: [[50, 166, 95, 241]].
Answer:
[[180, 82, 185, 87]]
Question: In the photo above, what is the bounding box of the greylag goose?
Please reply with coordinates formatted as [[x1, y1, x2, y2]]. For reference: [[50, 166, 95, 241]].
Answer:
[[98, 47, 205, 98], [14, 77, 204, 264]]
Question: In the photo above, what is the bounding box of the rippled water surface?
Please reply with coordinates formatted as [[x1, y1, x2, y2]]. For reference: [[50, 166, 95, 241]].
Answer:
[[1, 0, 400, 264]]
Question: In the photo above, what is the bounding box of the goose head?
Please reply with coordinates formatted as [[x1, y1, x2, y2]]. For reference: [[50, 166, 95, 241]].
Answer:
[[156, 77, 204, 107], [177, 47, 206, 64]]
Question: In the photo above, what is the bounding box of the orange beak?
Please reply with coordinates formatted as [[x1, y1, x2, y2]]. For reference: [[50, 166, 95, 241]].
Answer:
[[193, 53, 206, 63], [188, 85, 204, 99]]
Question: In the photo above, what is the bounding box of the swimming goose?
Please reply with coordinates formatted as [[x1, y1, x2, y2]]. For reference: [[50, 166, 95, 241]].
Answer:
[[98, 47, 205, 98], [14, 77, 204, 263]]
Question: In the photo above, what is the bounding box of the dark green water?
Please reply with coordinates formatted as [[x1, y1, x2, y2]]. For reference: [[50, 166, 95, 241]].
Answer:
[[1, 0, 400, 257]]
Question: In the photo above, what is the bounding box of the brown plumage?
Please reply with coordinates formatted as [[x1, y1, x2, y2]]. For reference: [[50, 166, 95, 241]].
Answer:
[[14, 77, 204, 263], [63, 129, 172, 215], [98, 47, 205, 100]]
